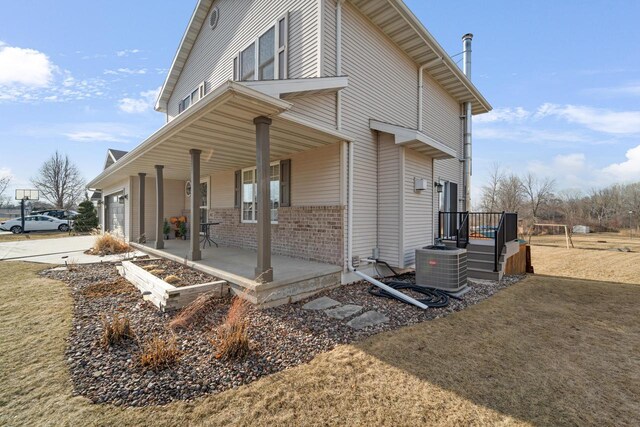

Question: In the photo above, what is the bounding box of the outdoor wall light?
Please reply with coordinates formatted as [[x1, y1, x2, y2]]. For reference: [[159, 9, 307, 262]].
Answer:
[[434, 182, 444, 193]]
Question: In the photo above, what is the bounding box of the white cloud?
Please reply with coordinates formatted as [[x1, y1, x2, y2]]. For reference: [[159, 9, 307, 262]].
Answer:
[[118, 87, 160, 113], [602, 144, 640, 182], [554, 153, 586, 173], [0, 43, 54, 87], [584, 82, 640, 98], [0, 42, 112, 103], [116, 49, 141, 57], [535, 103, 640, 135], [0, 167, 14, 180], [104, 67, 147, 75], [64, 131, 129, 143], [474, 107, 531, 124]]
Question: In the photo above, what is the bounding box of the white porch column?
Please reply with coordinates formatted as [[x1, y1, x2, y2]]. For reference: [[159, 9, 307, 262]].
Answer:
[[154, 165, 164, 250], [189, 149, 202, 261], [138, 172, 146, 243], [254, 116, 273, 282]]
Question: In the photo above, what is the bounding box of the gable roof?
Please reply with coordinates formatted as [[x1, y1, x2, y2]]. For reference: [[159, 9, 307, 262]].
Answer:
[[104, 149, 129, 170], [155, 0, 214, 112], [155, 0, 490, 114]]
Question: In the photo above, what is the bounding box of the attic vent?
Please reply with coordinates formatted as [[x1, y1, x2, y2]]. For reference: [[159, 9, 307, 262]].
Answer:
[[209, 7, 219, 30]]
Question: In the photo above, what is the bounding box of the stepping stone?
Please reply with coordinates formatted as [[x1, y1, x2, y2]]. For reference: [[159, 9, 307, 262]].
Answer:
[[347, 311, 389, 330], [302, 296, 341, 310], [324, 304, 363, 320]]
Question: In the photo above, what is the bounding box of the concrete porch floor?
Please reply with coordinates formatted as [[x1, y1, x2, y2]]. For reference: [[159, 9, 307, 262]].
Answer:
[[130, 240, 342, 307]]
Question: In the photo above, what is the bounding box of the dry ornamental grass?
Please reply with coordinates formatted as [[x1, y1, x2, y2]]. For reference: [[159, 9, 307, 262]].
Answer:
[[139, 334, 181, 370], [92, 233, 131, 255], [80, 278, 134, 299], [100, 314, 134, 348], [214, 295, 251, 360], [163, 275, 181, 285], [168, 293, 218, 330]]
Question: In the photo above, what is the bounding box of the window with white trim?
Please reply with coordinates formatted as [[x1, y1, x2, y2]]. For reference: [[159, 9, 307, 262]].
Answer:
[[178, 81, 206, 114], [241, 162, 280, 223], [234, 15, 287, 82]]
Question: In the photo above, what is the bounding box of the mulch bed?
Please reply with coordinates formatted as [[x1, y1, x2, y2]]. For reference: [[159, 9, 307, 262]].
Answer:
[[42, 264, 523, 407], [133, 259, 219, 287]]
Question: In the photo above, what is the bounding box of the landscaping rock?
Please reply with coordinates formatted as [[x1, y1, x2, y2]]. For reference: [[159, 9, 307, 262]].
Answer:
[[41, 263, 524, 407], [347, 311, 389, 330], [302, 296, 340, 310], [324, 304, 363, 320]]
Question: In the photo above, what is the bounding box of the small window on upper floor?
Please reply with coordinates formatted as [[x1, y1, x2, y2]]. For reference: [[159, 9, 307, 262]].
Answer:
[[178, 81, 207, 114], [234, 15, 287, 82]]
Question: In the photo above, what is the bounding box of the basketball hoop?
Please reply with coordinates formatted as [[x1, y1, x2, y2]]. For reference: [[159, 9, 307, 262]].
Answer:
[[15, 189, 39, 201], [14, 189, 40, 234]]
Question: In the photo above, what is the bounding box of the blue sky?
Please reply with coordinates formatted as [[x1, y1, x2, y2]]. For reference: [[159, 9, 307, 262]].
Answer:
[[1, 1, 639, 202]]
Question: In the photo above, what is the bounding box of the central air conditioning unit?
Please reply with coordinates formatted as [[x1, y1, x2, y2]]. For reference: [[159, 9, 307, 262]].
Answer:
[[415, 245, 468, 292]]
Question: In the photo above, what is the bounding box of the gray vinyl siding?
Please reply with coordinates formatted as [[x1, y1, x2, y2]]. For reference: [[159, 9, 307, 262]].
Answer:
[[340, 2, 419, 261], [288, 93, 336, 129], [423, 69, 464, 213], [167, 0, 320, 120], [322, 0, 337, 76], [290, 144, 341, 206], [377, 133, 401, 267], [403, 148, 434, 266]]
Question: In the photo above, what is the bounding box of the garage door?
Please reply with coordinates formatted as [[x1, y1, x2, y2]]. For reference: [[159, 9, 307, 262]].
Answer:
[[106, 192, 125, 236]]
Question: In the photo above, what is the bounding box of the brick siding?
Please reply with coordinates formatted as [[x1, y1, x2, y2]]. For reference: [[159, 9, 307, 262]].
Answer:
[[208, 206, 344, 265]]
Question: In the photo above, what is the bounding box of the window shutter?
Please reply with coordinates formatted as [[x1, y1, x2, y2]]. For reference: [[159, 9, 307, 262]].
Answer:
[[280, 159, 291, 207], [234, 170, 241, 208]]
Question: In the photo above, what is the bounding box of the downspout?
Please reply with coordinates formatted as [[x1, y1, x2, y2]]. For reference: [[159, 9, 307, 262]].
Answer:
[[462, 33, 473, 211], [336, 0, 344, 131], [417, 57, 442, 131]]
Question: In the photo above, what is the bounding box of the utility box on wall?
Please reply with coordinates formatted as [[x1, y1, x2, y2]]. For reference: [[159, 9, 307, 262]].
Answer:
[[414, 178, 428, 191]]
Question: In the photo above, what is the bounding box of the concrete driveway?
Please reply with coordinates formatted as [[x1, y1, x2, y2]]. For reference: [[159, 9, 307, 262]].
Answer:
[[0, 235, 145, 264]]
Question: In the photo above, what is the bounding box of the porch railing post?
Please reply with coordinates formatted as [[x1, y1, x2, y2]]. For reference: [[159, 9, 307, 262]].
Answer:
[[190, 149, 202, 261], [138, 172, 146, 243], [154, 165, 164, 250], [254, 116, 273, 282]]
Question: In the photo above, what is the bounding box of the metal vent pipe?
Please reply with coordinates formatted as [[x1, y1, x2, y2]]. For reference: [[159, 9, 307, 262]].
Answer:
[[462, 33, 473, 211]]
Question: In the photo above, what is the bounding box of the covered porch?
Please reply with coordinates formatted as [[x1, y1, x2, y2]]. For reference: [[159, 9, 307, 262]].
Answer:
[[89, 81, 349, 291], [130, 239, 342, 307]]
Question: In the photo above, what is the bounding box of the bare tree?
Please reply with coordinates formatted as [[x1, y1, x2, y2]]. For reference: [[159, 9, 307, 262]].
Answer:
[[498, 173, 524, 213], [520, 173, 555, 241], [31, 152, 85, 209], [521, 173, 556, 219], [0, 174, 11, 207], [479, 163, 504, 212]]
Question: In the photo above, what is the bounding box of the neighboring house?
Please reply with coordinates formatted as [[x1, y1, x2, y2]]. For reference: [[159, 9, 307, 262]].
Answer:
[[88, 0, 511, 305]]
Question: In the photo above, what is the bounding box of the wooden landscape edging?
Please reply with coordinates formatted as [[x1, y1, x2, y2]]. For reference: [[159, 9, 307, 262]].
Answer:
[[120, 260, 228, 311]]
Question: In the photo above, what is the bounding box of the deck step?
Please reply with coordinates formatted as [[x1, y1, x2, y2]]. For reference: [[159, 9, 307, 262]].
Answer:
[[467, 267, 501, 281], [468, 259, 498, 271]]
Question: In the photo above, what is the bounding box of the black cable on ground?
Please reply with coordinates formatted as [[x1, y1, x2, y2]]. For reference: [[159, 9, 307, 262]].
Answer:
[[368, 280, 451, 308]]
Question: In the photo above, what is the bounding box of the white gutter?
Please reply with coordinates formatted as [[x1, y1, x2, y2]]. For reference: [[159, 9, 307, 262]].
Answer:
[[417, 57, 442, 131]]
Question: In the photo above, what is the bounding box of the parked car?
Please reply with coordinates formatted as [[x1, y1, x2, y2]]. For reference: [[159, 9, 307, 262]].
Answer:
[[0, 215, 72, 234], [30, 209, 78, 220]]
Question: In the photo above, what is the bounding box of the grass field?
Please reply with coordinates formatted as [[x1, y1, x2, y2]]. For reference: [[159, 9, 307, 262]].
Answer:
[[530, 230, 640, 252], [1, 256, 638, 426]]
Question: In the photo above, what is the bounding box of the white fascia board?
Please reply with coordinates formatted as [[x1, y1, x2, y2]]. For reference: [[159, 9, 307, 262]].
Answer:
[[369, 119, 456, 158], [240, 76, 348, 98]]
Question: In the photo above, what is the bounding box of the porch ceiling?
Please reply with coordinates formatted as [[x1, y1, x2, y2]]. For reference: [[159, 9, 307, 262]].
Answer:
[[89, 81, 351, 189]]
